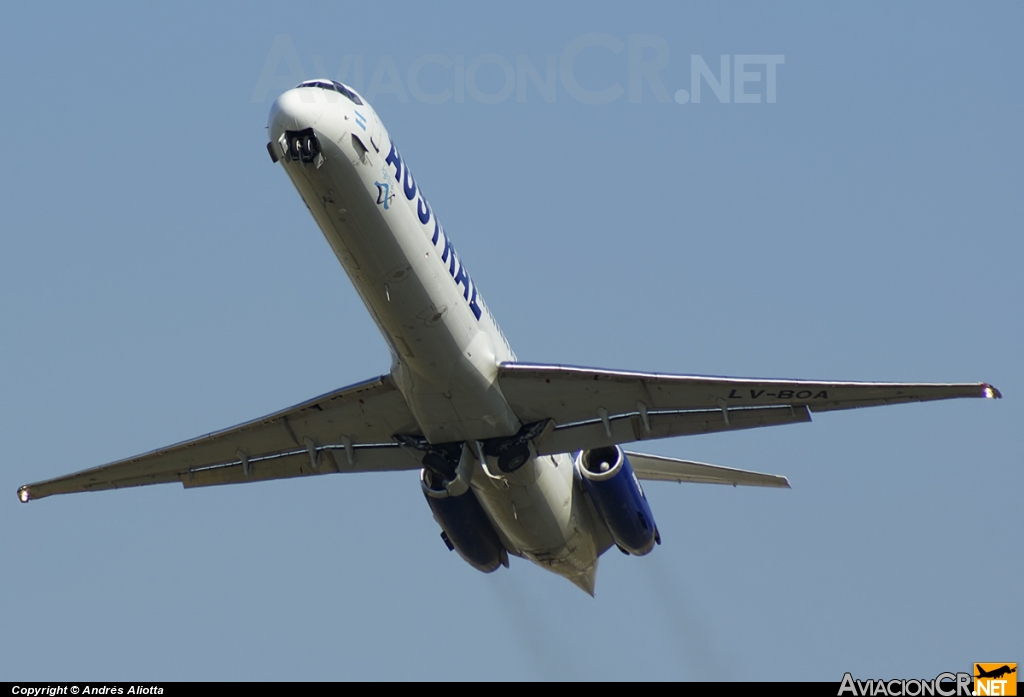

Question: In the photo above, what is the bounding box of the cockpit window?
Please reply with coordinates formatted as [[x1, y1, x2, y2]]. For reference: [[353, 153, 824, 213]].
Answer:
[[295, 79, 364, 105], [331, 81, 364, 105]]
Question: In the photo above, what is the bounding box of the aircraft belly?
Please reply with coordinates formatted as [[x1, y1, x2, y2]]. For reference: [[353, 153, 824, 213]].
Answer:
[[471, 455, 601, 585], [279, 121, 520, 442]]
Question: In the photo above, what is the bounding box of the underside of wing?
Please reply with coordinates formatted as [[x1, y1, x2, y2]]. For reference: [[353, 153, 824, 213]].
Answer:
[[533, 405, 811, 455], [19, 374, 422, 502], [499, 362, 1000, 454], [626, 451, 790, 488]]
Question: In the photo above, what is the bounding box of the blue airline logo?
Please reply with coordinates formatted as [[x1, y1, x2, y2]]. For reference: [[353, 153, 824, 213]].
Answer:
[[384, 142, 482, 320], [374, 181, 393, 209]]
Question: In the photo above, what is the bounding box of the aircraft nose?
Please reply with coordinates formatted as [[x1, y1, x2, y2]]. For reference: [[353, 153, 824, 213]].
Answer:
[[268, 88, 324, 136]]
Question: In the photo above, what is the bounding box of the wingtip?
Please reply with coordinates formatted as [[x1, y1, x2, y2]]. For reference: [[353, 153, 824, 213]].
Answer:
[[982, 383, 1002, 399], [17, 486, 31, 503]]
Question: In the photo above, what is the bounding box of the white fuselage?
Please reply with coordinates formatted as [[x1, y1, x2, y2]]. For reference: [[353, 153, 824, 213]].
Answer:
[[268, 84, 610, 591]]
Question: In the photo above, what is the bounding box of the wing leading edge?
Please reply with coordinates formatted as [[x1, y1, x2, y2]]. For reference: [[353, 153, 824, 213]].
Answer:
[[498, 362, 1000, 455], [18, 374, 423, 502]]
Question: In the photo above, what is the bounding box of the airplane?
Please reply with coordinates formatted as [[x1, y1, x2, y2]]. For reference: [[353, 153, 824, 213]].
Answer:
[[976, 665, 1016, 680], [17, 79, 1002, 594]]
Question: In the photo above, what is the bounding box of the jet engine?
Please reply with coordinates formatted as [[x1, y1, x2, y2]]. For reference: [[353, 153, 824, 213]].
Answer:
[[577, 445, 660, 556], [420, 446, 508, 573]]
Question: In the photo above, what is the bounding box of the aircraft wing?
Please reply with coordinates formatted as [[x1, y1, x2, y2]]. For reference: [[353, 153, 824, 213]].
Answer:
[[626, 452, 790, 488], [498, 362, 1001, 455], [18, 374, 423, 502]]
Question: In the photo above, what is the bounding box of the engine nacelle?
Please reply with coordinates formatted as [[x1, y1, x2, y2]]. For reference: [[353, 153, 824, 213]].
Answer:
[[577, 446, 659, 556], [420, 446, 507, 573]]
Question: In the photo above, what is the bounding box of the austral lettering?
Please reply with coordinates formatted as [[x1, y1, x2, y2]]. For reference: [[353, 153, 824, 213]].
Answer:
[[385, 142, 482, 320]]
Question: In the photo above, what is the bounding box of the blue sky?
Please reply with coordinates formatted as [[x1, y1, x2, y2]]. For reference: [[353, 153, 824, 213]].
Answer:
[[1, 2, 1020, 681]]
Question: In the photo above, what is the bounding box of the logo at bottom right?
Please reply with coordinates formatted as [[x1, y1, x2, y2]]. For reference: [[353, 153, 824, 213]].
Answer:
[[974, 664, 1017, 696]]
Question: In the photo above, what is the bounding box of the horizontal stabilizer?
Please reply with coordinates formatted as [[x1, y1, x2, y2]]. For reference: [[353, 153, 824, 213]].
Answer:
[[626, 452, 790, 488]]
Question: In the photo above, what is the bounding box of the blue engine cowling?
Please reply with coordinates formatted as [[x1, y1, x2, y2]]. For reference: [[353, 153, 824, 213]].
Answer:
[[577, 446, 659, 556], [421, 463, 508, 574]]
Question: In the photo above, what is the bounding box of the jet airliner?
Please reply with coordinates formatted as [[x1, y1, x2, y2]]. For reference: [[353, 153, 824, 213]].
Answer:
[[17, 80, 1001, 594]]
